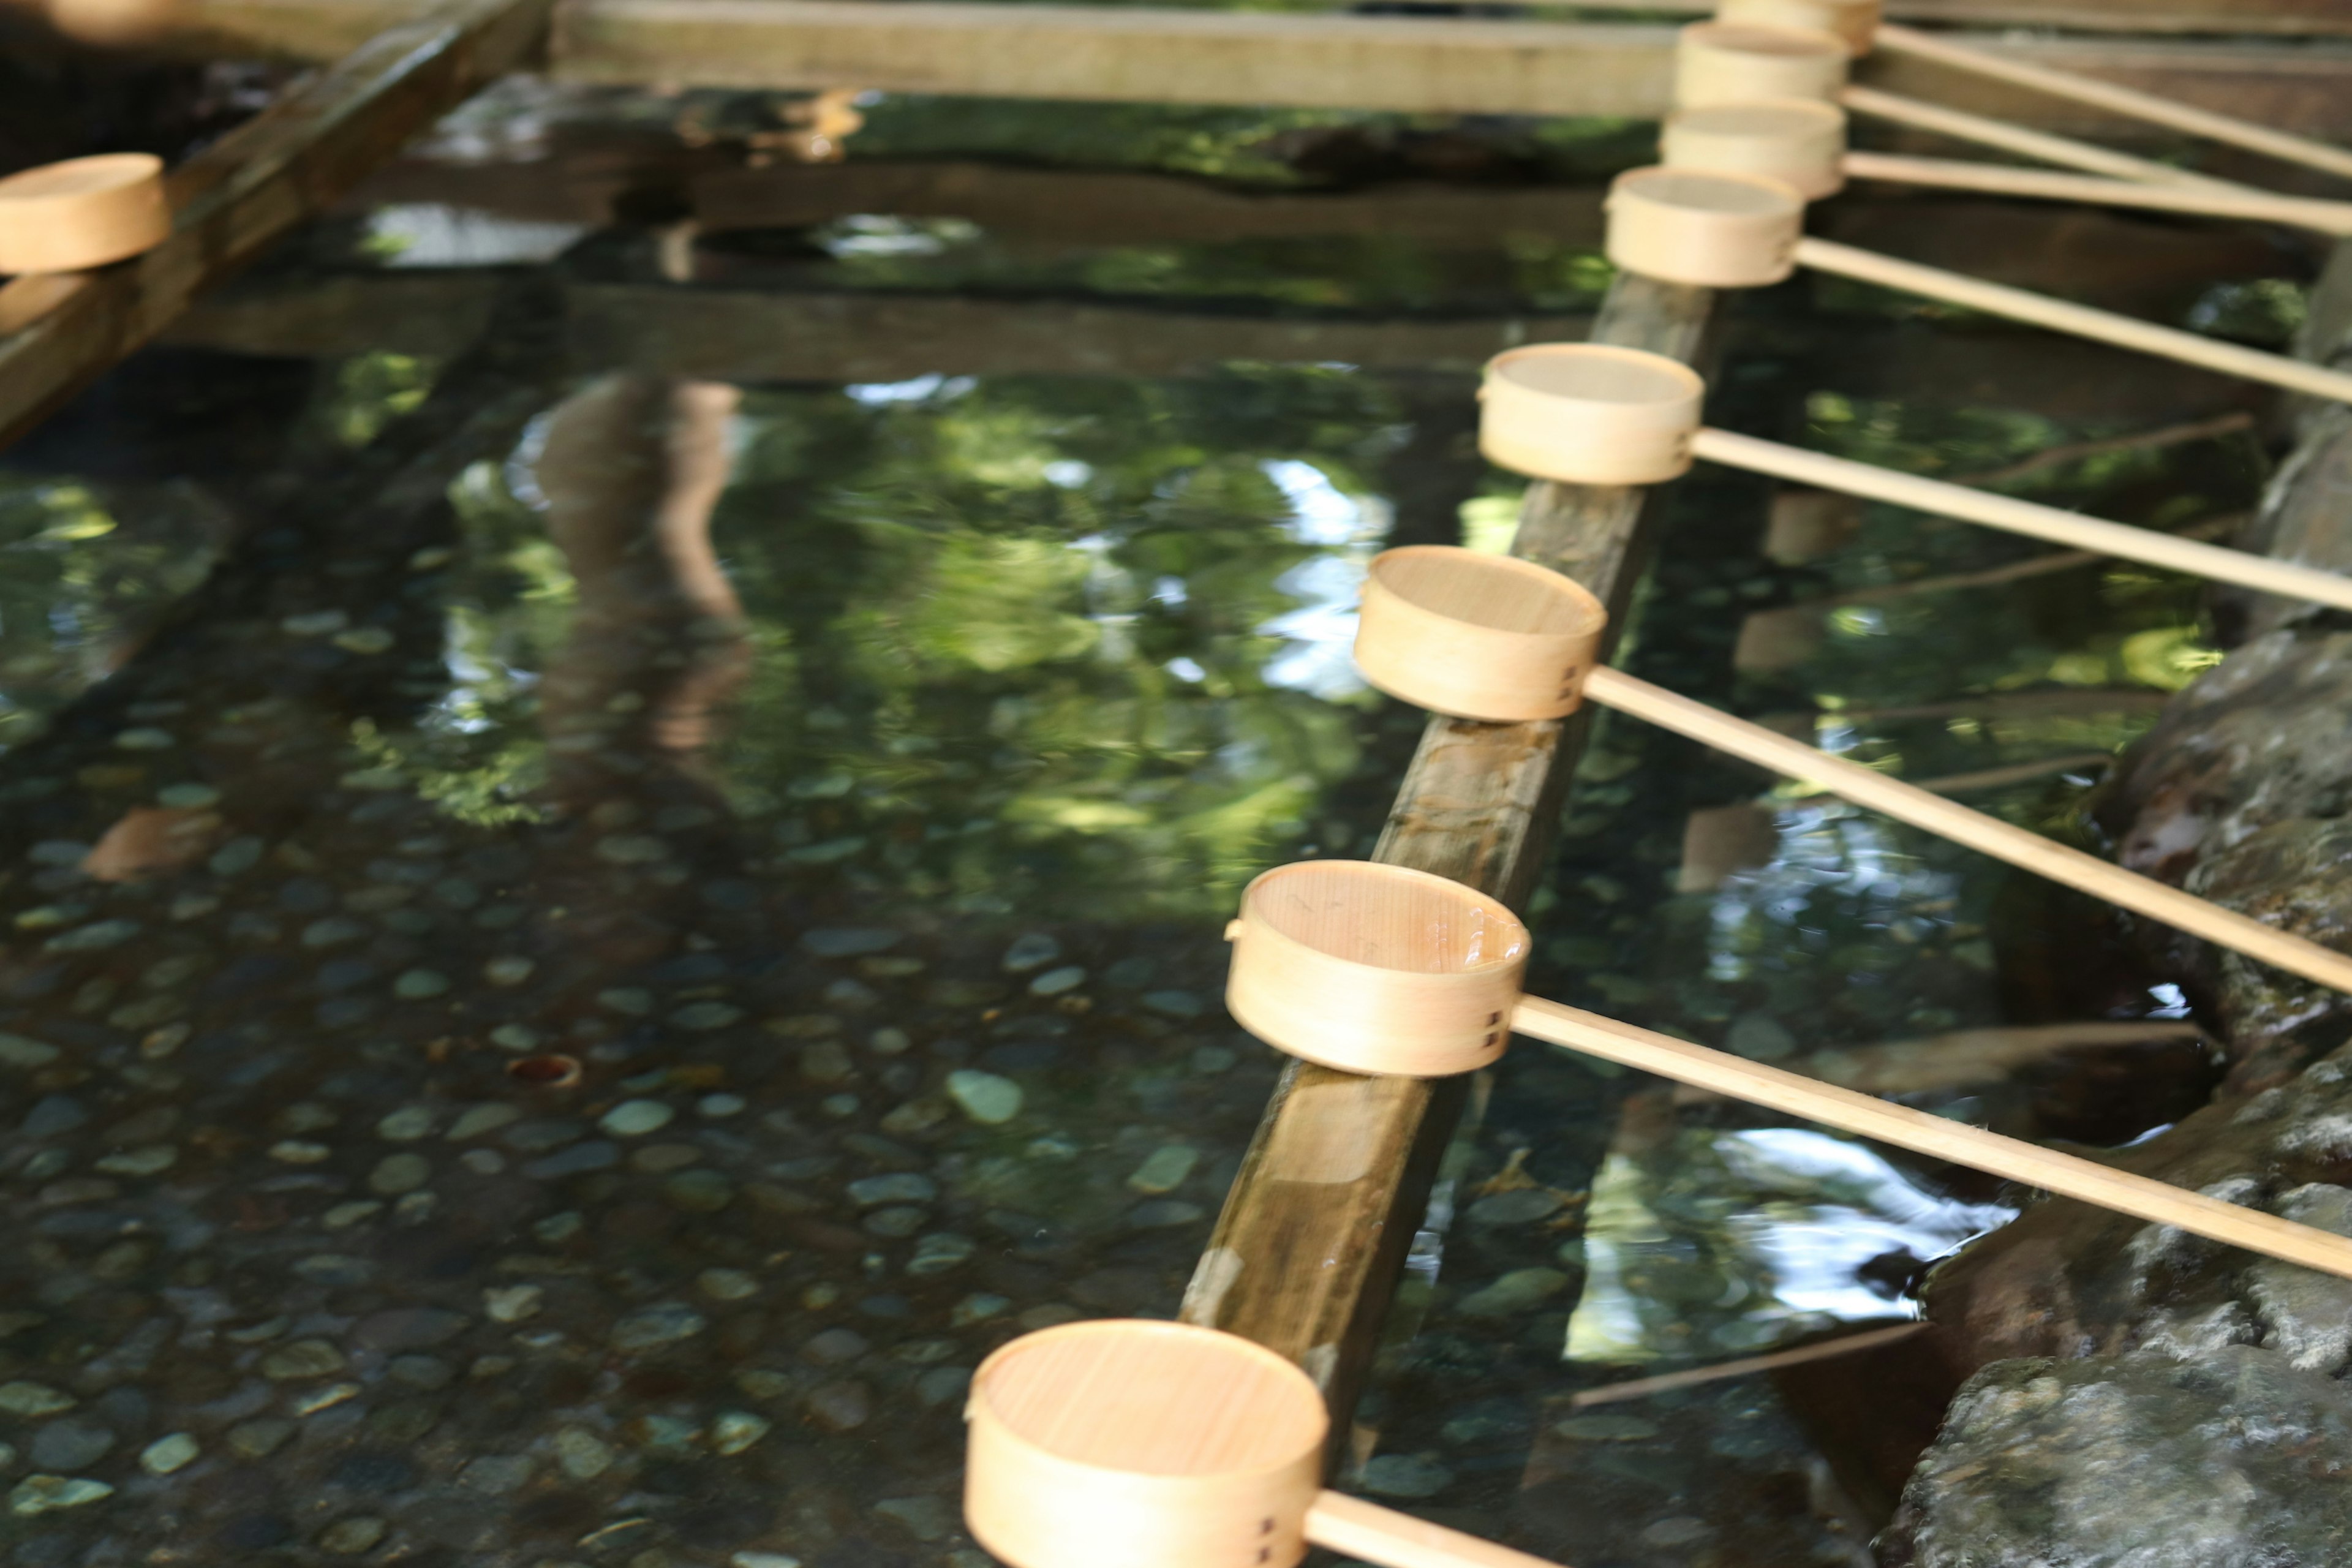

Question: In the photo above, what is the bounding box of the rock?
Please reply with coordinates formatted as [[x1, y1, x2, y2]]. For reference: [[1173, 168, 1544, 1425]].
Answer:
[[227, 1419, 295, 1459], [445, 1104, 519, 1140], [320, 1517, 387, 1555], [712, 1411, 771, 1455], [393, 968, 449, 1000], [806, 1379, 871, 1431], [874, 1495, 958, 1541], [375, 1106, 435, 1141], [263, 1340, 347, 1380], [368, 1153, 431, 1194], [847, 1173, 937, 1207], [2245, 1184, 2352, 1372], [554, 1428, 616, 1480], [916, 1367, 973, 1407], [29, 1422, 114, 1472], [1358, 1453, 1453, 1499], [672, 1001, 743, 1031], [598, 1099, 674, 1137], [801, 1329, 869, 1366], [1457, 1268, 1570, 1317], [1140, 990, 1204, 1019], [662, 1169, 734, 1212], [946, 1070, 1022, 1125], [21, 1097, 86, 1137], [1125, 1145, 1199, 1194], [1028, 965, 1086, 997], [523, 1142, 619, 1179], [483, 1286, 543, 1324], [908, 1234, 976, 1274], [140, 1433, 198, 1474], [353, 1310, 468, 1352], [1465, 1189, 1563, 1227], [8, 1475, 113, 1514], [802, 928, 901, 957], [699, 1268, 758, 1301], [1001, 933, 1061, 973], [610, 1302, 706, 1352], [0, 1384, 74, 1417], [1552, 1414, 1659, 1441], [1887, 1348, 2352, 1568], [458, 1455, 534, 1494]]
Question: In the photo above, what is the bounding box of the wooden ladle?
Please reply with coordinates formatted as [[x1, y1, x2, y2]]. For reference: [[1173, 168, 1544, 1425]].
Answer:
[[0, 154, 170, 275], [1661, 99, 2352, 233], [1602, 163, 2352, 406], [1351, 541, 2352, 1002], [965, 1317, 1564, 1568], [1223, 856, 2352, 1279], [1477, 341, 2352, 612], [1707, 1, 2352, 184]]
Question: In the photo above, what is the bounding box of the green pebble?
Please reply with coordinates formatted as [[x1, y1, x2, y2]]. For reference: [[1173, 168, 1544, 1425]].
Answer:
[[393, 969, 449, 1000], [369, 1153, 431, 1194], [140, 1433, 198, 1475]]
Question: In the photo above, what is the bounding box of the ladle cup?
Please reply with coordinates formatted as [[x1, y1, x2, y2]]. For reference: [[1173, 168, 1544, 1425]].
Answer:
[[965, 1317, 1565, 1568], [0, 154, 170, 275], [1350, 541, 2352, 1001], [1660, 100, 2352, 232], [1477, 341, 2352, 614], [1223, 859, 2352, 1280], [1702, 3, 2352, 184], [1602, 164, 2352, 406]]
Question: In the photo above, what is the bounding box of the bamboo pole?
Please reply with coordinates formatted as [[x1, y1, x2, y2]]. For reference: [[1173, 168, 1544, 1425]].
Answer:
[[1683, 426, 2352, 611], [1509, 995, 2352, 1278], [1579, 665, 2352, 996], [1791, 235, 2352, 404], [1840, 150, 2352, 233], [1838, 83, 2245, 190], [1875, 21, 2352, 184], [1305, 1495, 1566, 1568]]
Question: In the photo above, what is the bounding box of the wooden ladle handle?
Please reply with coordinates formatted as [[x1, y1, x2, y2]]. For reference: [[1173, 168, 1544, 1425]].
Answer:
[[1509, 996, 2352, 1281], [1306, 1491, 1570, 1568]]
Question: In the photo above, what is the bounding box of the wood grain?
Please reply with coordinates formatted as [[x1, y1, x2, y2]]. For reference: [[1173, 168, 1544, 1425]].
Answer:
[[1179, 272, 1714, 1445], [0, 0, 552, 454], [1840, 151, 2352, 232]]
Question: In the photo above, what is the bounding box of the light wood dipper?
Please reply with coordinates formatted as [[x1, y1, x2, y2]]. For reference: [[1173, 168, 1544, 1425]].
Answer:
[[0, 155, 170, 276], [1600, 170, 2352, 404], [1660, 100, 2352, 232], [1477, 342, 2352, 613], [1223, 858, 2352, 1280], [1709, 1, 2352, 184], [965, 1317, 1567, 1568]]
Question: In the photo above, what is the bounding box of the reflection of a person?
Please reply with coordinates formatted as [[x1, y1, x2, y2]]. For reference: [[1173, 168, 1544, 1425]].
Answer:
[[532, 374, 750, 807]]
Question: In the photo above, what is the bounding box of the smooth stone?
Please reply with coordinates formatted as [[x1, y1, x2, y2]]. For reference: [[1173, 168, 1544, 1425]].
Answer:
[[0, 1033, 61, 1068], [262, 1340, 346, 1380], [631, 1143, 701, 1174], [847, 1173, 937, 1207], [29, 1422, 114, 1472], [393, 968, 450, 1000], [140, 1433, 199, 1474], [1126, 1200, 1205, 1229], [875, 1495, 959, 1542], [672, 1001, 743, 1031], [599, 1100, 674, 1137], [1358, 1453, 1453, 1499], [733, 1555, 803, 1568], [1457, 1267, 1570, 1317], [1140, 990, 1204, 1018], [712, 1411, 771, 1455], [610, 1302, 706, 1352], [554, 1428, 614, 1480], [227, 1418, 295, 1458], [1553, 1414, 1660, 1441], [1466, 1188, 1564, 1227], [1028, 965, 1086, 997], [446, 1104, 520, 1141], [908, 1234, 976, 1275], [916, 1367, 973, 1407], [1126, 1144, 1199, 1194], [699, 1269, 758, 1301], [353, 1310, 469, 1352], [0, 1384, 74, 1417], [368, 1153, 431, 1194], [946, 1070, 1022, 1125], [457, 1454, 533, 1494], [483, 956, 534, 986], [8, 1475, 113, 1515], [320, 1517, 387, 1555], [807, 1380, 871, 1431], [483, 1286, 542, 1324], [1000, 933, 1061, 973], [662, 1170, 734, 1212], [802, 928, 900, 958], [21, 1097, 86, 1137], [96, 1145, 175, 1177], [503, 1118, 587, 1152], [951, 1294, 1011, 1327], [799, 1328, 869, 1366], [698, 1093, 747, 1118], [374, 1105, 434, 1141]]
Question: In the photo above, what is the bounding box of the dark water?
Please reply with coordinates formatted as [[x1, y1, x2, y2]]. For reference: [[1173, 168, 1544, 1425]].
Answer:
[[0, 74, 2297, 1568]]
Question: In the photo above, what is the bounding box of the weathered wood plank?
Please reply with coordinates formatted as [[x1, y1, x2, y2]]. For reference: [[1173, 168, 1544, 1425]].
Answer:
[[1179, 272, 1715, 1442], [0, 0, 552, 453], [146, 0, 2352, 136]]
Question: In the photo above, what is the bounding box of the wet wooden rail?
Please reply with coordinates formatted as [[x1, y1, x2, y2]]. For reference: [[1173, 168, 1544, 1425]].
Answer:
[[1177, 272, 1717, 1440], [0, 0, 552, 453]]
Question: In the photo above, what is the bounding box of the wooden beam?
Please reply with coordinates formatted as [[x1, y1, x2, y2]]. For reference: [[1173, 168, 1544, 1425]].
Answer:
[[1178, 271, 1716, 1436], [153, 0, 2352, 136], [160, 270, 1596, 376], [0, 0, 552, 454]]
